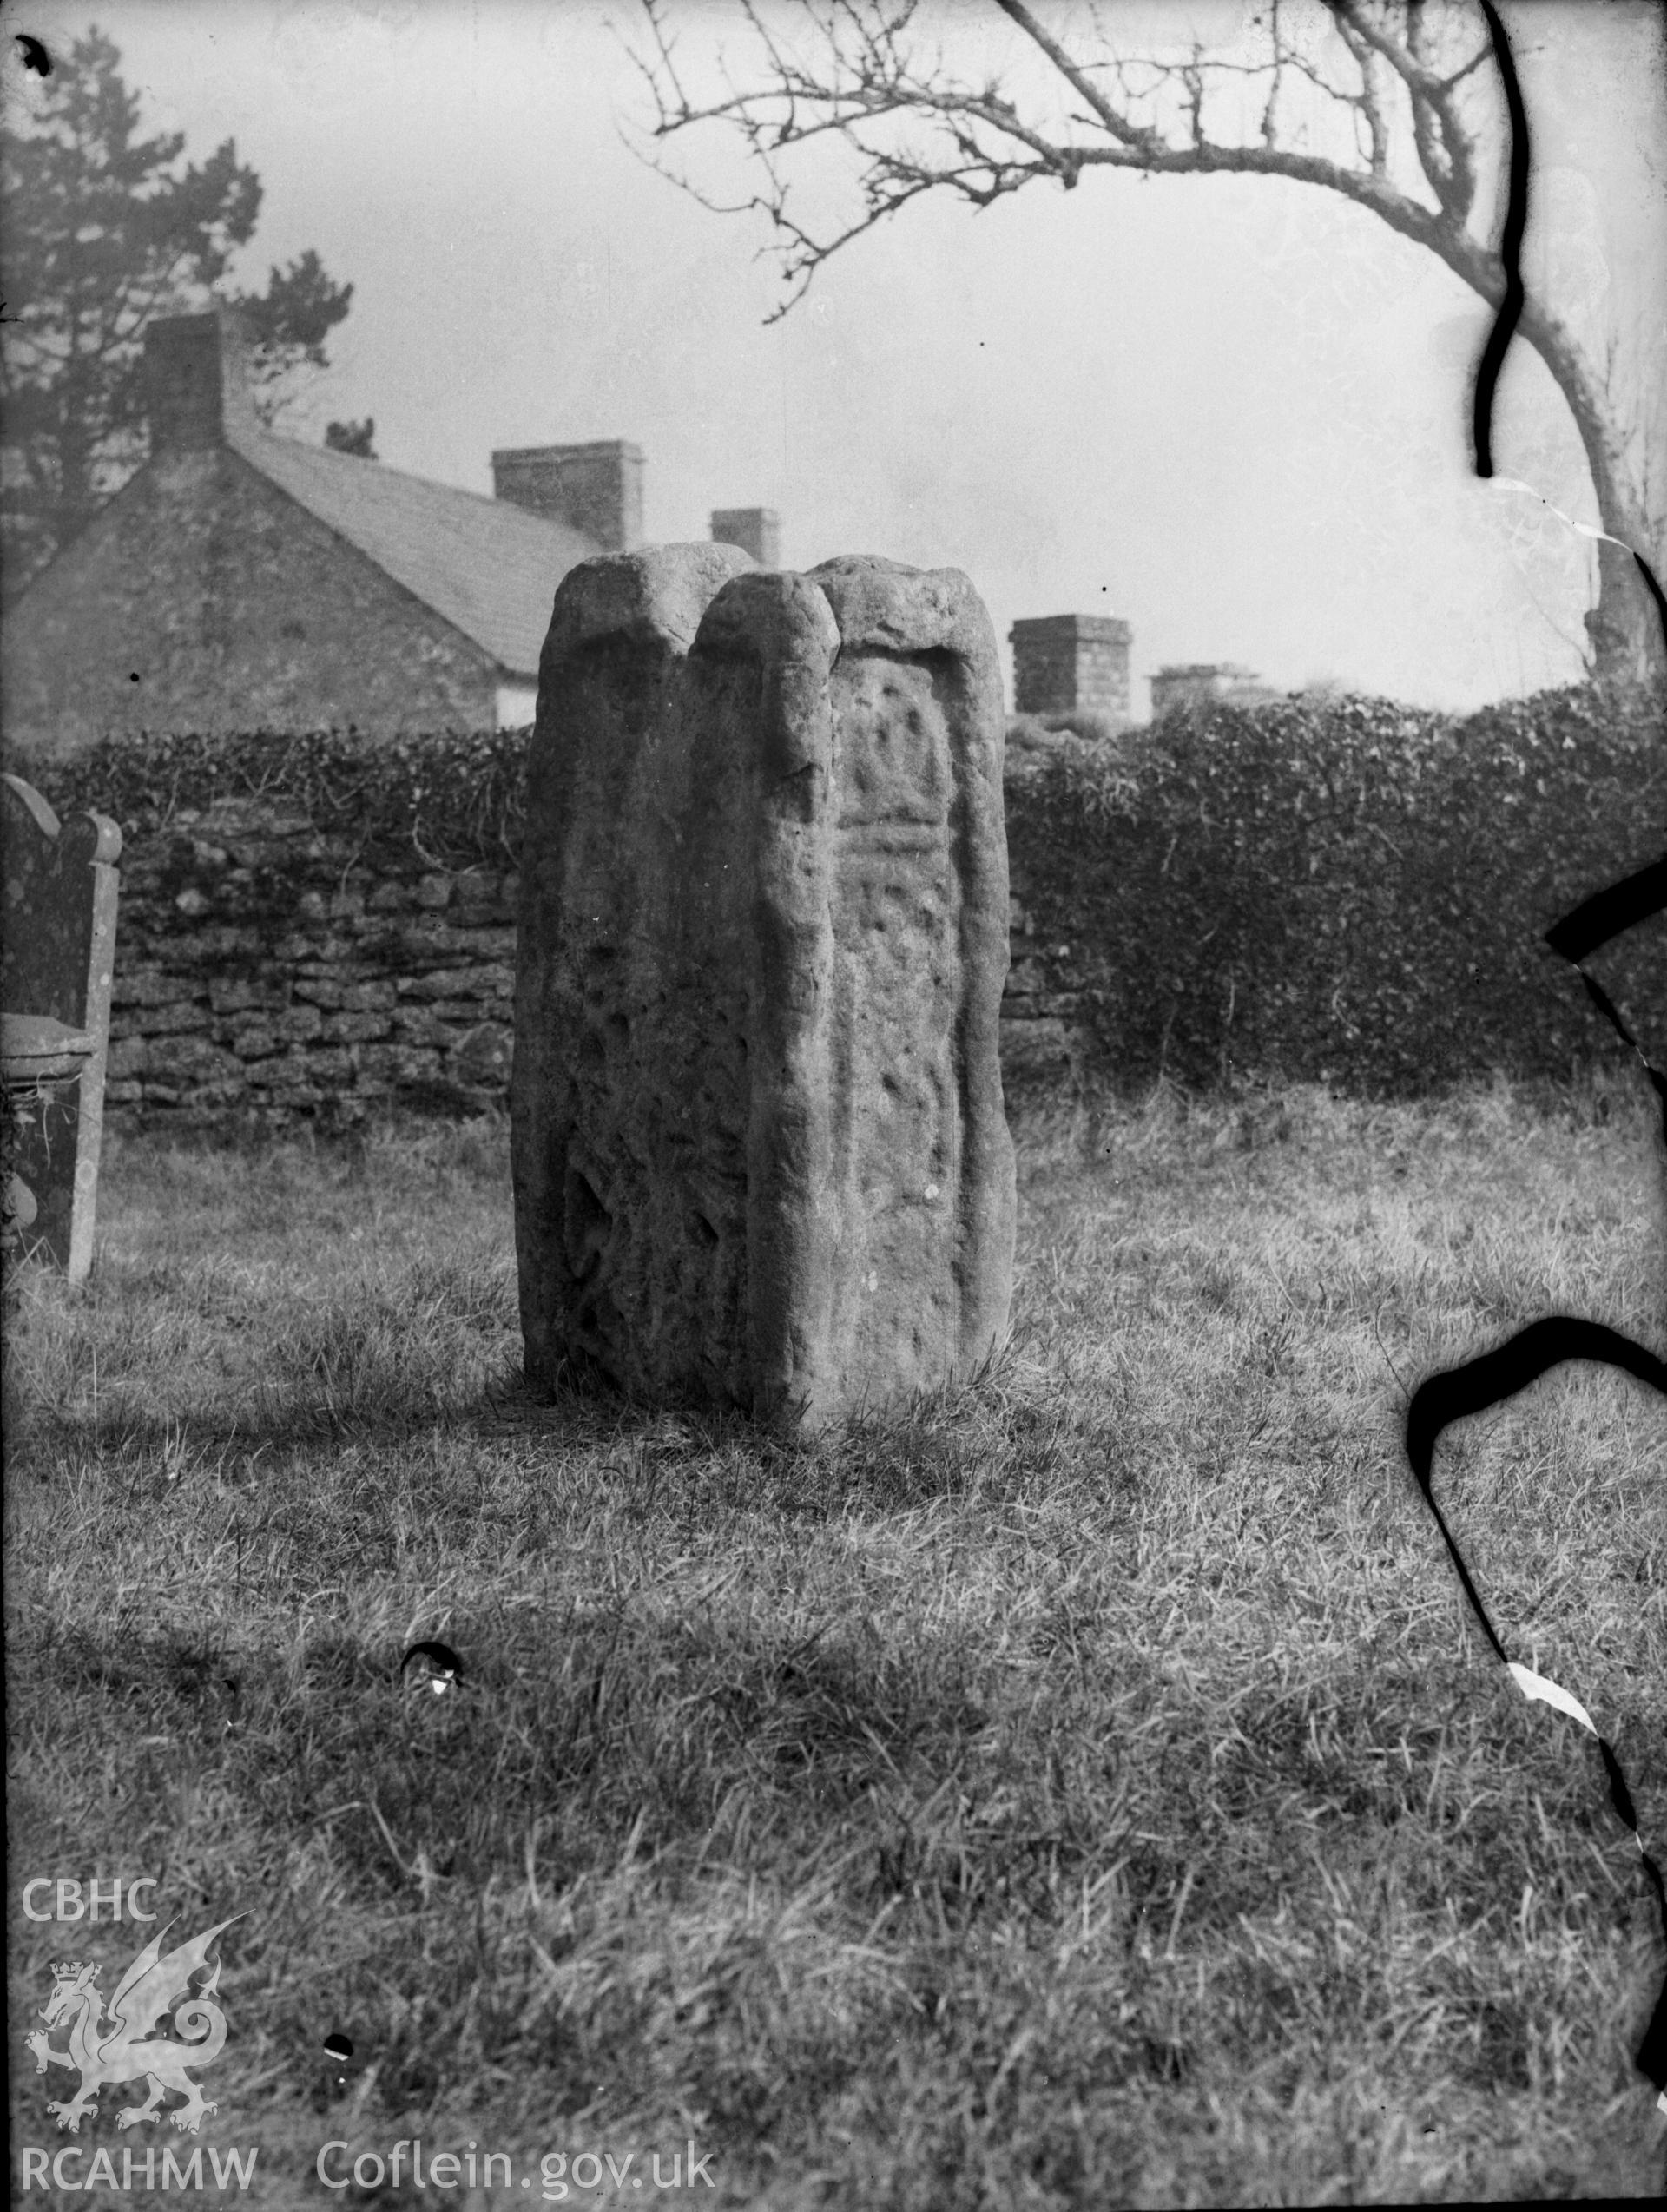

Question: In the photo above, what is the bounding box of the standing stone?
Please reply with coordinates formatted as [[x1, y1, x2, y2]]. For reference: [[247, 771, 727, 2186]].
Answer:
[[1, 774, 122, 1281], [512, 544, 1015, 1426]]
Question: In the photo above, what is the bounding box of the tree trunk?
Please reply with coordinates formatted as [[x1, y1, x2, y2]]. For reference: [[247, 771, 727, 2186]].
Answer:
[[50, 359, 100, 564], [1517, 299, 1665, 683]]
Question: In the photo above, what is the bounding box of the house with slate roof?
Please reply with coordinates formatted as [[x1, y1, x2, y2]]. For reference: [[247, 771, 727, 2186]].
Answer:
[[1, 310, 778, 757]]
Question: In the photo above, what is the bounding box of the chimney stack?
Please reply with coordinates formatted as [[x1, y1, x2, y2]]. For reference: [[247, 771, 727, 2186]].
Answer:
[[1009, 615, 1131, 720], [1149, 663, 1274, 719], [491, 442, 643, 551], [144, 310, 253, 453], [710, 508, 780, 567]]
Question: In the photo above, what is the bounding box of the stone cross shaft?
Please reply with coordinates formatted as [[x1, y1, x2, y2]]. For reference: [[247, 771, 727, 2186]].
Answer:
[[511, 545, 1016, 1426]]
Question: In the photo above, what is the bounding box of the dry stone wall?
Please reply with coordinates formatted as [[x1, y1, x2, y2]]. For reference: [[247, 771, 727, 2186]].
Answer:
[[998, 888, 1091, 1093], [100, 794, 518, 1124]]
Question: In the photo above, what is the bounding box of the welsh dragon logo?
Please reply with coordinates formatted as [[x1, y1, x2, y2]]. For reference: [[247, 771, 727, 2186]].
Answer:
[[23, 1915, 242, 2136]]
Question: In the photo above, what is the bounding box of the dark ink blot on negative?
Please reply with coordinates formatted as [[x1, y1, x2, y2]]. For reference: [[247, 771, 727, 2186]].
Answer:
[[1545, 856, 1667, 1141], [399, 1638, 463, 1693], [1405, 1318, 1667, 2094], [1471, 2, 1529, 481]]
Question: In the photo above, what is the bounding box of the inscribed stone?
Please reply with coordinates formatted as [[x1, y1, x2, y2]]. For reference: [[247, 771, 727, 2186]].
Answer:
[[511, 544, 1015, 1425]]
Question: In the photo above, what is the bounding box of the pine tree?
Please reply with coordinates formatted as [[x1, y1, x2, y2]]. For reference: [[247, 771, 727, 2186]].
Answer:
[[1, 26, 354, 590]]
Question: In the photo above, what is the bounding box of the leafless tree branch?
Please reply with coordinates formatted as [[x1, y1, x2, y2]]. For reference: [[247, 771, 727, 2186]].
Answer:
[[627, 0, 1663, 675]]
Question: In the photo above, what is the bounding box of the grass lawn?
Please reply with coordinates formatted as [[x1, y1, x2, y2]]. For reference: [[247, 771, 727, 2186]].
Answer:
[[7, 1073, 1666, 2207]]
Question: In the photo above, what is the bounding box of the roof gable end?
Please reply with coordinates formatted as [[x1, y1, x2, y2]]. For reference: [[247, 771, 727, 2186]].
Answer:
[[225, 418, 603, 677]]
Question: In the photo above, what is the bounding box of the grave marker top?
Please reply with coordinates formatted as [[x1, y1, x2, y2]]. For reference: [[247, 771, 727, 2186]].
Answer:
[[2, 774, 122, 1281]]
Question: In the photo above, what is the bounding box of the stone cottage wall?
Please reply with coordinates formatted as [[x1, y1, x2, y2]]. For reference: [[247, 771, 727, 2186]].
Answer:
[[3, 451, 503, 760]]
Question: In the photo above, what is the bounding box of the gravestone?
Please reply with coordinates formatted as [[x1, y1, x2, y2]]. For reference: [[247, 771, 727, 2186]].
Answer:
[[2, 774, 122, 1281], [512, 545, 1016, 1427]]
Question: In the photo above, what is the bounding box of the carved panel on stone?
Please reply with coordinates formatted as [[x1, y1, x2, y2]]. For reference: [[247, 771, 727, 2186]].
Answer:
[[512, 544, 1014, 1427]]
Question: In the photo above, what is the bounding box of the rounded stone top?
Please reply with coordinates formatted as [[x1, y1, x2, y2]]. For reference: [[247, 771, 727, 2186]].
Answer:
[[546, 543, 756, 660], [810, 555, 998, 671], [2, 1012, 98, 1086]]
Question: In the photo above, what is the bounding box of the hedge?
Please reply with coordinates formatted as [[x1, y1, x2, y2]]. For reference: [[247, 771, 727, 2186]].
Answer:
[[6, 725, 531, 874], [1002, 677, 1665, 1094]]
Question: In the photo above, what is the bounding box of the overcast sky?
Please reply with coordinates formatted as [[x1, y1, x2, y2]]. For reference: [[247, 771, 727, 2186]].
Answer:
[[6, 0, 1664, 714]]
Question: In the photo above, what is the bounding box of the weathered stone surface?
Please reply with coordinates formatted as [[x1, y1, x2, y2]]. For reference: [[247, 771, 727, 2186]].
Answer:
[[161, 1037, 247, 1086], [397, 964, 513, 1001], [127, 1000, 212, 1036], [451, 1022, 513, 1087], [175, 925, 264, 961], [293, 973, 394, 1010], [319, 1010, 393, 1044], [208, 975, 290, 1015], [273, 1043, 353, 1085], [228, 1023, 286, 1061], [399, 919, 517, 962], [450, 872, 505, 910], [107, 1034, 149, 1081], [511, 543, 1015, 1427], [354, 1042, 444, 1087], [271, 932, 353, 964], [998, 1016, 1076, 1074], [2, 774, 121, 1281], [113, 967, 190, 1008], [292, 969, 395, 1004], [246, 1054, 328, 1094]]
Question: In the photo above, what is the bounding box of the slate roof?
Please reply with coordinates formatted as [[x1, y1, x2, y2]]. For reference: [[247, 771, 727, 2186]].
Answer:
[[225, 416, 602, 679]]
